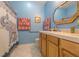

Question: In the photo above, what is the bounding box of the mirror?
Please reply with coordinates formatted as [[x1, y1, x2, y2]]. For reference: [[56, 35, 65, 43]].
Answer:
[[55, 12, 79, 25]]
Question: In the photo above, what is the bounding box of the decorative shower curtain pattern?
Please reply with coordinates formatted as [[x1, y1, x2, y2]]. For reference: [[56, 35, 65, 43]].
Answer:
[[0, 14, 17, 46]]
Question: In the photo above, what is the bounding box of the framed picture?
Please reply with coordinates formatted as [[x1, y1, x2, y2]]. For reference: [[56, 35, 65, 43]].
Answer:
[[35, 16, 41, 23], [43, 17, 51, 31], [18, 18, 31, 31]]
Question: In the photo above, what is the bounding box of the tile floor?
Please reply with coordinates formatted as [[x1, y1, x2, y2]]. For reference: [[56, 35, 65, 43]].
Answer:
[[9, 43, 41, 57]]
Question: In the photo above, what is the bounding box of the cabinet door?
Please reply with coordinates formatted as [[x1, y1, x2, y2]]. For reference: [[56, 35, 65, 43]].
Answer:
[[60, 49, 75, 57], [47, 41, 58, 57], [60, 39, 79, 57]]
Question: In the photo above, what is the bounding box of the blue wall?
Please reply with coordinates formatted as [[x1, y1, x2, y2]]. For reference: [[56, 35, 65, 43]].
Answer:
[[44, 1, 55, 28], [9, 1, 45, 44]]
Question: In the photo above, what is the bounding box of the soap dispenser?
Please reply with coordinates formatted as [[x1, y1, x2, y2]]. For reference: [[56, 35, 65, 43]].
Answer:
[[70, 26, 75, 33]]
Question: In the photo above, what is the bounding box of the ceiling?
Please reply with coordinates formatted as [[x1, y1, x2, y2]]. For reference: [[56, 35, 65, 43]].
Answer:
[[30, 1, 47, 6]]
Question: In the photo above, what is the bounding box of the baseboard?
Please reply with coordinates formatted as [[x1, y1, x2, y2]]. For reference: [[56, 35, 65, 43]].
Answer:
[[2, 42, 19, 57]]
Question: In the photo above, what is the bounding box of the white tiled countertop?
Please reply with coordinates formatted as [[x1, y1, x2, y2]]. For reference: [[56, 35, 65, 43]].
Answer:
[[40, 31, 79, 43]]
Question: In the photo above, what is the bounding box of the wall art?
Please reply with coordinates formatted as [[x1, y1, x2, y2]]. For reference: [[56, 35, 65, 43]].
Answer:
[[35, 16, 41, 23], [18, 18, 31, 31]]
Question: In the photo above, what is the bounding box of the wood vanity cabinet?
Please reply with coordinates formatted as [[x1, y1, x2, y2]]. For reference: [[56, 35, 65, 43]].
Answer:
[[39, 32, 79, 57], [39, 33, 47, 56], [47, 35, 59, 57], [59, 39, 79, 57]]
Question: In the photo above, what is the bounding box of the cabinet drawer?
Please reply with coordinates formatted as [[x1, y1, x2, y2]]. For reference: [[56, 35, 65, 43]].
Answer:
[[47, 35, 58, 45], [60, 39, 79, 56]]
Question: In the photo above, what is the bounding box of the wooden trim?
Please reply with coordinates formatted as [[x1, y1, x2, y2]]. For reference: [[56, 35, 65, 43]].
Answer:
[[44, 34, 47, 57], [58, 38, 60, 57], [40, 33, 47, 57], [39, 33, 42, 54]]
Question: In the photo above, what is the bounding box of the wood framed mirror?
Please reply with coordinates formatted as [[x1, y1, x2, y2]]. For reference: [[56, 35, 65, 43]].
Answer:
[[55, 2, 79, 25], [55, 12, 79, 25]]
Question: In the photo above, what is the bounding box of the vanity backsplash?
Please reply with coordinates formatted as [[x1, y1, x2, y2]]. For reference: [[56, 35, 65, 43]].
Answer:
[[61, 29, 79, 34]]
